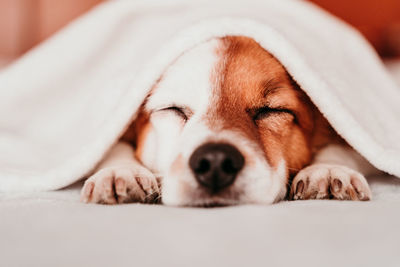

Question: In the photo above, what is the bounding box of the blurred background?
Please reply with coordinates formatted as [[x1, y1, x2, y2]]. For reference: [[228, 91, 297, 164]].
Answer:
[[0, 0, 399, 68]]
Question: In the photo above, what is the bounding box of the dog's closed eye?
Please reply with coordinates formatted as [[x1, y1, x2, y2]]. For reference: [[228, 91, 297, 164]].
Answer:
[[249, 106, 296, 123], [158, 106, 191, 122]]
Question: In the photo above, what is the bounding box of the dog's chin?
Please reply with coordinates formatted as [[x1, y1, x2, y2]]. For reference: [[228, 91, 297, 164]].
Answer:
[[161, 181, 283, 207], [161, 185, 241, 207], [162, 192, 277, 207], [186, 189, 248, 207], [185, 200, 239, 208], [166, 197, 241, 208], [161, 182, 276, 207]]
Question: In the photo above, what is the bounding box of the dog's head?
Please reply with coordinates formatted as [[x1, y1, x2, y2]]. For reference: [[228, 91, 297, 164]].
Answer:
[[131, 36, 334, 206]]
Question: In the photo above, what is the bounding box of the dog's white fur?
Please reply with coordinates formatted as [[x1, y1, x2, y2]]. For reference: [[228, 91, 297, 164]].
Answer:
[[81, 38, 377, 206]]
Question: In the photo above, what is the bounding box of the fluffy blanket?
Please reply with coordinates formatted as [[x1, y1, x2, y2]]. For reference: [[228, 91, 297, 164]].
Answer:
[[0, 0, 399, 192]]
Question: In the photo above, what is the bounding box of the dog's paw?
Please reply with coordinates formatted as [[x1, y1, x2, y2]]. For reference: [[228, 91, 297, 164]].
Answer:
[[80, 165, 160, 204], [289, 164, 371, 201]]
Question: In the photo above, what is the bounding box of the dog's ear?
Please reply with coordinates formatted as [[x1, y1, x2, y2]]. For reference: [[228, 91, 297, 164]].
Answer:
[[284, 72, 345, 158], [289, 74, 346, 153], [121, 102, 150, 149]]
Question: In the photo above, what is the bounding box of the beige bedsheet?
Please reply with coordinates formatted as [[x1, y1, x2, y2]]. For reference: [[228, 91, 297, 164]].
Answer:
[[1, 174, 400, 267]]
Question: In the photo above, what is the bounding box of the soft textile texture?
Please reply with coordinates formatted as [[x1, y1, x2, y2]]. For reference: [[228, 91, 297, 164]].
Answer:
[[0, 0, 399, 192], [1, 173, 400, 267]]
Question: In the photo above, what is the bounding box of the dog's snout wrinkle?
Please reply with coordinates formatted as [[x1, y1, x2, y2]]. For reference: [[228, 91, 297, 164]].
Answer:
[[189, 143, 244, 192]]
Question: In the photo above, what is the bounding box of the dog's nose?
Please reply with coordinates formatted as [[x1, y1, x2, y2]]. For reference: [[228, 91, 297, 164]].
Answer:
[[189, 143, 244, 192]]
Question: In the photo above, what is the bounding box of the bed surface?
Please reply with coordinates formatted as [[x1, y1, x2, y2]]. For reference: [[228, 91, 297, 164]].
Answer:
[[1, 61, 400, 267], [2, 175, 400, 267]]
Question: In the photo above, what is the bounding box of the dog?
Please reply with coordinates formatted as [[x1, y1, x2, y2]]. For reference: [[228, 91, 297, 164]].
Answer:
[[80, 36, 377, 206]]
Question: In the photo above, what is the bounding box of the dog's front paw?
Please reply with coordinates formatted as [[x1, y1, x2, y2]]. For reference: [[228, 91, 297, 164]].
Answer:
[[80, 165, 160, 204], [289, 164, 371, 201]]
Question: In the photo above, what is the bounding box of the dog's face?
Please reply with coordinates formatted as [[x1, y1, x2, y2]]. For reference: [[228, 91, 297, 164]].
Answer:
[[133, 36, 331, 206]]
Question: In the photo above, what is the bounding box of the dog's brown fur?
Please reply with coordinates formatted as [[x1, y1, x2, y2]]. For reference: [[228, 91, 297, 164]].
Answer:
[[124, 36, 345, 182], [81, 36, 372, 206]]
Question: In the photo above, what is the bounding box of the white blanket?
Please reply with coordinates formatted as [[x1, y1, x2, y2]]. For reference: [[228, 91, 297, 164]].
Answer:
[[0, 0, 399, 192]]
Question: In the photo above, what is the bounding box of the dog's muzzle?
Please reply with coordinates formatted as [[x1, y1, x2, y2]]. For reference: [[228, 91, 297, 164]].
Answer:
[[189, 143, 244, 192]]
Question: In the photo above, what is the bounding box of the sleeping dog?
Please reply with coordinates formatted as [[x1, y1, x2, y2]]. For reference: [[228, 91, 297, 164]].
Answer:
[[80, 36, 377, 206]]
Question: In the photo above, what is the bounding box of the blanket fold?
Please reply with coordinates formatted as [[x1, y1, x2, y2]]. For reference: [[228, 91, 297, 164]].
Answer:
[[1, 0, 399, 192]]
